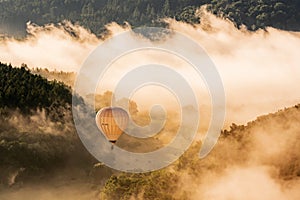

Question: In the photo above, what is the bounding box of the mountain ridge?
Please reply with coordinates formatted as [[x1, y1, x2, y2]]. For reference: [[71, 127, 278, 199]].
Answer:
[[0, 0, 299, 37]]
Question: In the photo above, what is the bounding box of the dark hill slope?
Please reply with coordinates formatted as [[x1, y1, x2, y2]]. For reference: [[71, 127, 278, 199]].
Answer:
[[208, 0, 300, 31], [0, 0, 299, 37], [0, 63, 72, 118], [0, 63, 97, 187]]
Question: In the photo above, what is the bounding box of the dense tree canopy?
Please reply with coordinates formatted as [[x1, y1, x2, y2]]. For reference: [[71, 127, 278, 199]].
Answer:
[[0, 63, 72, 116], [208, 0, 300, 31], [0, 63, 93, 182], [0, 0, 207, 36], [1, 0, 299, 37]]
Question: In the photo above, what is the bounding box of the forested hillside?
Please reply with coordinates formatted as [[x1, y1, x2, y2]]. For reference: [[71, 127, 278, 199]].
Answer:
[[0, 63, 73, 118], [0, 0, 299, 37], [100, 104, 300, 199], [0, 0, 207, 36], [32, 68, 76, 88], [0, 63, 99, 188], [208, 0, 300, 31]]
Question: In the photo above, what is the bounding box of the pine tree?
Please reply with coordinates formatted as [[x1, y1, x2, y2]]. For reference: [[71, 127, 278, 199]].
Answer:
[[162, 0, 170, 16], [133, 7, 140, 20]]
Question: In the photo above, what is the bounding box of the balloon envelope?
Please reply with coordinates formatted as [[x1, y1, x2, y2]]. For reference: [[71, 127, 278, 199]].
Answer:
[[95, 107, 129, 143]]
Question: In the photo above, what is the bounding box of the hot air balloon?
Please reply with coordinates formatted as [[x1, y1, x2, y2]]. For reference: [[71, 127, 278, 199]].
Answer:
[[95, 107, 129, 144]]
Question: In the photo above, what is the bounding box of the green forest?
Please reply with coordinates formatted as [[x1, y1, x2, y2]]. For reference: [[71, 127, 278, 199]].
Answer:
[[0, 63, 95, 185], [0, 0, 299, 37], [0, 63, 72, 117], [208, 0, 300, 31]]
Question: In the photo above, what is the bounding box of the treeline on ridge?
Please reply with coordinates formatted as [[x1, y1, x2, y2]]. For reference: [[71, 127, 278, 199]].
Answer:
[[0, 63, 96, 186], [0, 62, 72, 117], [0, 0, 299, 37], [208, 0, 300, 31]]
